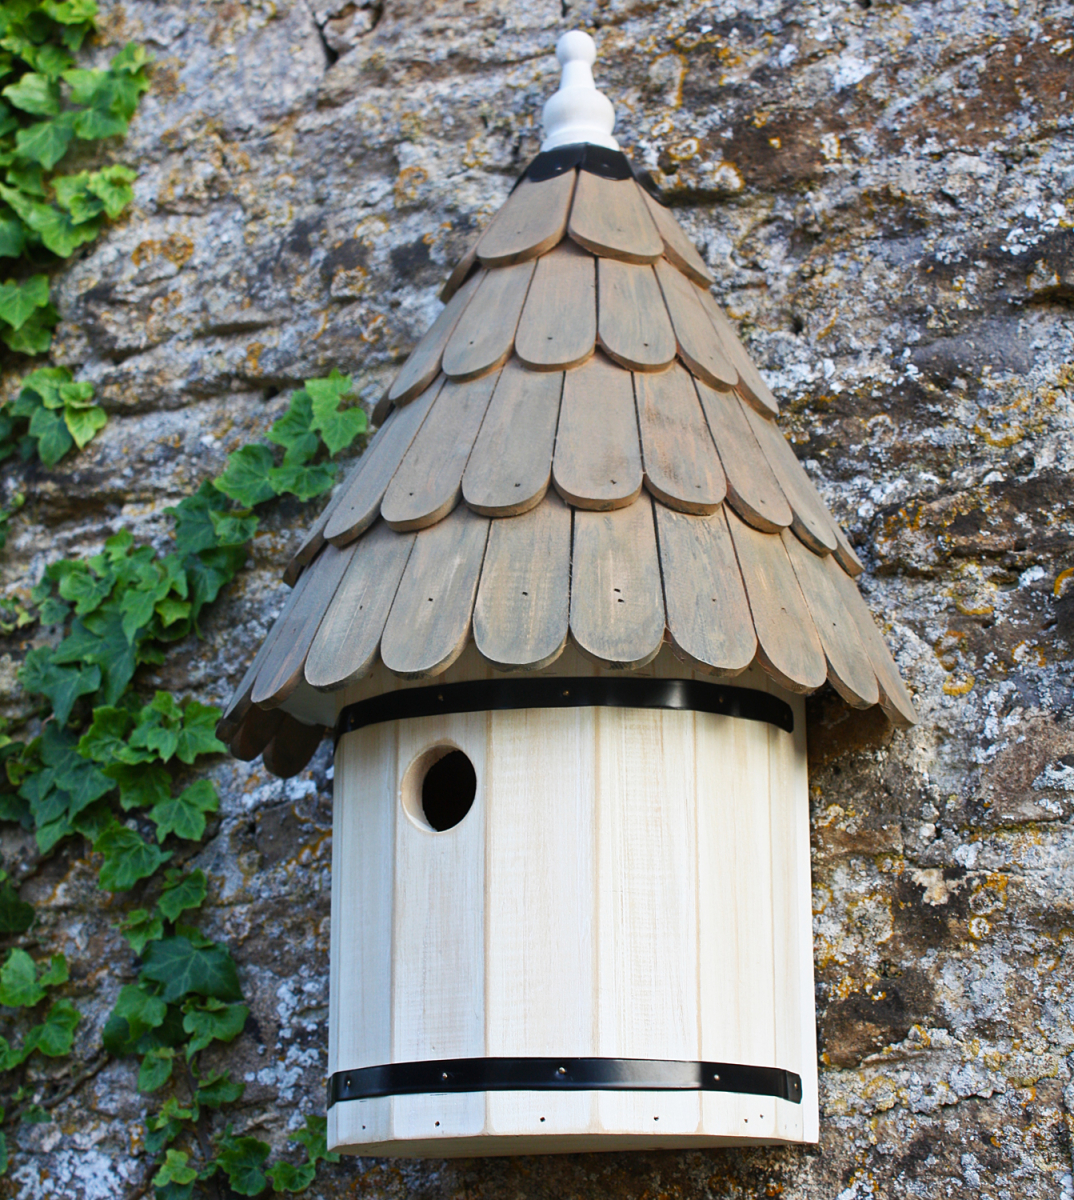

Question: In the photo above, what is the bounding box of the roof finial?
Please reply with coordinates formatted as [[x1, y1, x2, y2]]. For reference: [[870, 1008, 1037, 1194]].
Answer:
[[540, 30, 618, 153]]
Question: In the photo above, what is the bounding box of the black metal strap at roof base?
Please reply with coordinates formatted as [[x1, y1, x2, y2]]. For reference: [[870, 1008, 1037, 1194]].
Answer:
[[328, 1057, 802, 1107], [521, 142, 635, 185], [336, 676, 793, 742]]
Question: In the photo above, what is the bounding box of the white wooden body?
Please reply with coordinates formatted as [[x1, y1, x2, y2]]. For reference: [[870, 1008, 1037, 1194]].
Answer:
[[327, 646, 817, 1157]]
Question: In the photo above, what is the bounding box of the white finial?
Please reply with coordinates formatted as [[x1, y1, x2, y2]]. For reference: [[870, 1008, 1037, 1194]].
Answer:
[[540, 30, 618, 153]]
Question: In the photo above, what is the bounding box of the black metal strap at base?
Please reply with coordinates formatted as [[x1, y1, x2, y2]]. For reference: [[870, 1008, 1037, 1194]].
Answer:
[[328, 1057, 802, 1108], [519, 142, 636, 186], [336, 677, 793, 742]]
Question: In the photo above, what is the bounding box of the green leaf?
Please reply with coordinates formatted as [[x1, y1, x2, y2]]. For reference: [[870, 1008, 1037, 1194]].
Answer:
[[15, 115, 74, 168], [182, 998, 248, 1058], [267, 391, 316, 457], [0, 948, 45, 1007], [0, 879, 33, 934], [0, 1128, 7, 1176], [0, 274, 48, 330], [23, 998, 79, 1057], [63, 400, 106, 448], [102, 982, 166, 1053], [77, 705, 134, 762], [307, 370, 367, 455], [157, 869, 207, 922], [289, 1114, 338, 1164], [87, 163, 135, 217], [54, 561, 114, 615], [0, 216, 26, 258], [195, 1070, 244, 1109], [151, 779, 217, 842], [216, 1133, 270, 1197], [118, 907, 163, 954], [2, 73, 60, 116], [19, 647, 100, 723], [214, 443, 276, 508], [153, 1149, 197, 1188], [137, 1045, 174, 1093], [267, 460, 336, 502], [140, 936, 242, 1004], [38, 954, 68, 989], [176, 702, 227, 764], [266, 1162, 316, 1193], [106, 762, 171, 810], [94, 822, 171, 891], [28, 403, 74, 464], [1, 303, 57, 354]]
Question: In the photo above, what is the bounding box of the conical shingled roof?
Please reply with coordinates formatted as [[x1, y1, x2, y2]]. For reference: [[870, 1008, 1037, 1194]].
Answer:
[[217, 40, 917, 779]]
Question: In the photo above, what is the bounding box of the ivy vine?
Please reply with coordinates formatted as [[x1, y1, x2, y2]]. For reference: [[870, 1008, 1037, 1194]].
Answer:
[[0, 3, 367, 1194]]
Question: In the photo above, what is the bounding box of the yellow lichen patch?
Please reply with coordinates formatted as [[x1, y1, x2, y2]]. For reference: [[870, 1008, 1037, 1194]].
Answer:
[[394, 165, 428, 206], [943, 672, 975, 696], [244, 341, 265, 374], [132, 233, 195, 268], [1054, 566, 1074, 596], [934, 628, 966, 670]]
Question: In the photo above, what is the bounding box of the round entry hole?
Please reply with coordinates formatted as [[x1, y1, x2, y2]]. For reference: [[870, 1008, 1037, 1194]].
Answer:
[[402, 745, 476, 832]]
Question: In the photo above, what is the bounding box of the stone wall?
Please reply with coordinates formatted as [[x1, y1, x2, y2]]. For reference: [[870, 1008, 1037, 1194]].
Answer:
[[2, 0, 1072, 1196]]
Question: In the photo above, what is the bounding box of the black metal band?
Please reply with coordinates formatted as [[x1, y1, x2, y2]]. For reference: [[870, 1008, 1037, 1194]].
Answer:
[[520, 142, 635, 185], [336, 677, 793, 741], [328, 1057, 802, 1107]]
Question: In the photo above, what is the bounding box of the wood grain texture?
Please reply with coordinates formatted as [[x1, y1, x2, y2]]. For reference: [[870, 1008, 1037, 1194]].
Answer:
[[655, 258, 737, 391], [282, 509, 328, 587], [594, 706, 701, 1136], [250, 541, 355, 707], [392, 713, 487, 1140], [698, 290, 780, 417], [740, 398, 839, 555], [552, 353, 643, 510], [387, 271, 483, 405], [570, 500, 665, 668], [304, 521, 415, 690], [379, 505, 490, 678], [827, 558, 918, 726], [639, 188, 714, 286], [440, 232, 480, 302], [475, 171, 575, 266], [325, 378, 441, 546], [636, 363, 726, 514], [567, 171, 663, 264], [782, 529, 879, 708], [472, 491, 570, 671], [596, 259, 676, 372], [462, 360, 562, 517], [654, 504, 756, 674], [380, 372, 499, 531], [695, 380, 792, 533], [261, 715, 325, 778], [726, 507, 827, 693], [441, 261, 535, 382], [514, 243, 596, 371], [230, 706, 284, 762]]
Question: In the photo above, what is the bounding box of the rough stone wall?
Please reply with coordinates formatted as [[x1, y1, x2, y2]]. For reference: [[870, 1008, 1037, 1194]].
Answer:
[[1, 0, 1072, 1196]]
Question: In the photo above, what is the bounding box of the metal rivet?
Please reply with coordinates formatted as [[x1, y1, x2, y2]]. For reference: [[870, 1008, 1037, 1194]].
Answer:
[[556, 1066, 567, 1076], [441, 1072, 450, 1081], [713, 1073, 720, 1082]]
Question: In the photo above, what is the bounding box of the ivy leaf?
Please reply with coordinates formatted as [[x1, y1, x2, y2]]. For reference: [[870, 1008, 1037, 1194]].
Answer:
[[2, 73, 60, 116], [118, 907, 163, 955], [196, 1071, 245, 1109], [307, 370, 367, 455], [0, 216, 26, 258], [76, 705, 134, 762], [213, 443, 276, 508], [176, 702, 227, 764], [94, 822, 171, 891], [87, 163, 136, 217], [63, 400, 106, 449], [41, 1, 100, 29], [0, 948, 45, 1007], [267, 460, 336, 502], [137, 1045, 175, 1093], [150, 779, 218, 842], [38, 954, 68, 989], [266, 1162, 316, 1193], [216, 1133, 270, 1197], [28, 403, 74, 465], [105, 762, 171, 810], [54, 560, 114, 615], [0, 878, 33, 934], [23, 999, 79, 1057], [103, 983, 168, 1055], [153, 1148, 197, 1188], [1, 304, 58, 354], [290, 1114, 339, 1164], [0, 274, 48, 330], [18, 647, 100, 723], [267, 390, 316, 456], [140, 936, 242, 1003], [15, 115, 75, 168], [157, 869, 207, 922], [182, 998, 248, 1058], [129, 691, 182, 760]]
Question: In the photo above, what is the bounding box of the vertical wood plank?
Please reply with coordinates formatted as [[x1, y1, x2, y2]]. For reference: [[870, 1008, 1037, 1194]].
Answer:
[[567, 171, 663, 263], [475, 171, 575, 266], [388, 271, 484, 405], [595, 707, 701, 1135], [654, 258, 737, 391], [697, 289, 780, 418], [484, 707, 597, 1136], [391, 712, 487, 1140], [552, 353, 643, 510], [441, 261, 536, 381], [596, 259, 677, 372], [514, 243, 596, 371], [639, 188, 714, 286]]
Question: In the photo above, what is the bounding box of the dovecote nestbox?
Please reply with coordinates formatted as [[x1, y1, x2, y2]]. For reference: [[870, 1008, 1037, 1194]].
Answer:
[[219, 31, 916, 1159]]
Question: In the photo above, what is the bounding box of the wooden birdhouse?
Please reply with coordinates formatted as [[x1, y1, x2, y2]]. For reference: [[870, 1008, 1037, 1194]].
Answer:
[[219, 30, 916, 1159]]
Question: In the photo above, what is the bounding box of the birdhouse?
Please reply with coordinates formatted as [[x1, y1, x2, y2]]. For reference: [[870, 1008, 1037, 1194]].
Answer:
[[218, 30, 916, 1159]]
